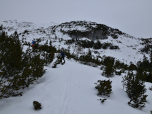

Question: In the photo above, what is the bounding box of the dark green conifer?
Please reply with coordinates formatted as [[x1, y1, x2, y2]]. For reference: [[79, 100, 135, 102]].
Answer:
[[95, 79, 112, 97], [122, 71, 148, 109]]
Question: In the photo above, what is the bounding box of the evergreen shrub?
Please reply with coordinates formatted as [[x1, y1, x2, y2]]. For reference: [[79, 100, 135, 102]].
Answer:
[[122, 71, 148, 109], [33, 101, 42, 110], [95, 79, 112, 97]]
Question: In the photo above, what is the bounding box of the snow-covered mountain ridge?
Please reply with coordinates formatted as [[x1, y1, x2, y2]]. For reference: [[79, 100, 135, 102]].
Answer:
[[0, 20, 150, 64], [0, 20, 135, 39]]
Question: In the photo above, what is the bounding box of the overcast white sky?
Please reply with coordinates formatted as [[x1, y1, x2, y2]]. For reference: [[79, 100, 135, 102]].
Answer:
[[0, 0, 152, 38]]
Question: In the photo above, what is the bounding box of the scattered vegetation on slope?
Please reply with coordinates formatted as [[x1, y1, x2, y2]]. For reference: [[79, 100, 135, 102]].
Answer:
[[0, 27, 55, 99], [0, 21, 152, 110]]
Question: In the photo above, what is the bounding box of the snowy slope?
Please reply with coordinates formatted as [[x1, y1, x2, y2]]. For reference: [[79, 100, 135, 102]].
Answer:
[[0, 20, 152, 114], [0, 20, 58, 37], [0, 20, 149, 64], [1, 20, 148, 64], [0, 59, 151, 114]]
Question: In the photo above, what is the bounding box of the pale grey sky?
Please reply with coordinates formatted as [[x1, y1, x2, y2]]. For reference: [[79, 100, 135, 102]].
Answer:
[[0, 0, 152, 38]]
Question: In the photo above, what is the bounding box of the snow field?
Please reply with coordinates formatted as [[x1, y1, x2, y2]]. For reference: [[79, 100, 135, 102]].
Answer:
[[0, 59, 152, 114]]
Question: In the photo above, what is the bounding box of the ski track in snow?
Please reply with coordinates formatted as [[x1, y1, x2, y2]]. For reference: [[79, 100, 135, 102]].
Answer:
[[60, 69, 70, 114], [54, 66, 70, 114]]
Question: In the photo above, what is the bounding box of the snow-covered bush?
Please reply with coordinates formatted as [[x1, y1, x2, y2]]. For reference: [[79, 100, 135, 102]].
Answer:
[[0, 31, 53, 99], [115, 70, 122, 75], [122, 71, 148, 109], [52, 56, 61, 68], [33, 101, 42, 110], [95, 79, 112, 97]]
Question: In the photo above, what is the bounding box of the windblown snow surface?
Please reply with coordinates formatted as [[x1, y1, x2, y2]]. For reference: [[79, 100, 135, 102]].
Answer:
[[0, 20, 152, 114]]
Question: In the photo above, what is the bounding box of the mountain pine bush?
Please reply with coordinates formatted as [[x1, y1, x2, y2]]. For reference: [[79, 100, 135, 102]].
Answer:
[[122, 71, 148, 109], [33, 101, 42, 110], [102, 56, 115, 77], [0, 31, 49, 99], [95, 79, 112, 97], [0, 31, 23, 75]]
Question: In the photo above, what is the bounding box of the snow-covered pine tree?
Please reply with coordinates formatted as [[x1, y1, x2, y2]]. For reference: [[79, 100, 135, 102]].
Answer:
[[122, 71, 148, 109]]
